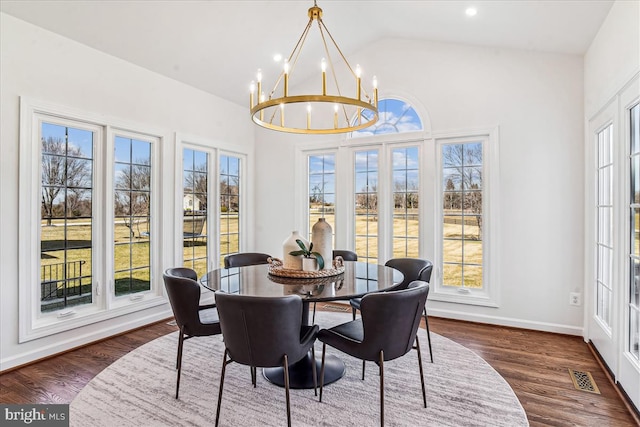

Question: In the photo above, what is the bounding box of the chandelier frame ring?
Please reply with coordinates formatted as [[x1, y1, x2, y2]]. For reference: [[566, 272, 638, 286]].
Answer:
[[250, 95, 379, 134]]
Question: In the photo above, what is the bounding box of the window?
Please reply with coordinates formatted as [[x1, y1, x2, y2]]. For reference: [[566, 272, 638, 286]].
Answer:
[[298, 99, 497, 306], [597, 124, 614, 328], [114, 136, 152, 296], [352, 98, 423, 137], [19, 99, 164, 342], [392, 146, 420, 257], [441, 142, 484, 290], [219, 154, 241, 266], [308, 154, 336, 240], [182, 148, 209, 278], [40, 122, 94, 312], [354, 150, 379, 263]]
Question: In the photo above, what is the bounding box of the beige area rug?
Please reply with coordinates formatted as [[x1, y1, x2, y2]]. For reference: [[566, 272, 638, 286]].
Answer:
[[70, 311, 529, 426]]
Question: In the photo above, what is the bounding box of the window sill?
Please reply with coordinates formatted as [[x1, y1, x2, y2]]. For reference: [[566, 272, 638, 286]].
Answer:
[[20, 294, 167, 343], [430, 290, 499, 308]]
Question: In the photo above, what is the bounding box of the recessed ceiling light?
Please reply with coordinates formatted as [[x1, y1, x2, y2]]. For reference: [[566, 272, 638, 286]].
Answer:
[[465, 7, 477, 17], [273, 53, 282, 62]]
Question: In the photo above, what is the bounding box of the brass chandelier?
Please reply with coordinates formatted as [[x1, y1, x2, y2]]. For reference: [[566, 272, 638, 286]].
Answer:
[[249, 1, 379, 134]]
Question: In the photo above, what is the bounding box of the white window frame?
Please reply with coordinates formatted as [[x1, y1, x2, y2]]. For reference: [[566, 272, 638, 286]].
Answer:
[[108, 127, 162, 306], [174, 133, 250, 272], [19, 97, 165, 343], [387, 141, 424, 260], [217, 150, 249, 266], [352, 146, 382, 263], [174, 135, 217, 273], [432, 128, 500, 307], [298, 148, 340, 243]]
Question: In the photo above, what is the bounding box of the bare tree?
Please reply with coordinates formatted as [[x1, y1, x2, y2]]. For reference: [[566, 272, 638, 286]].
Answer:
[[220, 176, 239, 212], [184, 164, 208, 211], [355, 183, 378, 211], [309, 182, 324, 204], [442, 143, 483, 237], [393, 180, 419, 210], [41, 137, 91, 226], [115, 160, 151, 237]]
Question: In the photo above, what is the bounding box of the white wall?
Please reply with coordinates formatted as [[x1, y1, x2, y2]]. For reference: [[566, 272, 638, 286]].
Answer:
[[255, 38, 586, 334], [0, 13, 254, 370], [584, 0, 640, 118]]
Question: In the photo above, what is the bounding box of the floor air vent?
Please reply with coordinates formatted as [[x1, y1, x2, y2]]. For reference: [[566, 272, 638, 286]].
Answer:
[[568, 369, 600, 394]]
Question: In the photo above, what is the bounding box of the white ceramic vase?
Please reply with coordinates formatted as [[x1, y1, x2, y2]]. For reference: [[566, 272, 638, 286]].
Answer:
[[282, 231, 308, 270], [302, 257, 318, 272], [311, 218, 332, 270]]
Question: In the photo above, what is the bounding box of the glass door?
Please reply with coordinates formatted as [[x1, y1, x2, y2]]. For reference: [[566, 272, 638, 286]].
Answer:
[[588, 102, 617, 370], [621, 81, 640, 411]]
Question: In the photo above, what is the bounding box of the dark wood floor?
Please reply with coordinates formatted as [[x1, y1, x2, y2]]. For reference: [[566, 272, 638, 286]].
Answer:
[[1, 305, 638, 426]]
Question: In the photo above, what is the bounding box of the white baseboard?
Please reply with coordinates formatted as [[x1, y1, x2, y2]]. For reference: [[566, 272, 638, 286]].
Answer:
[[0, 309, 174, 372], [329, 300, 584, 336], [427, 307, 584, 336]]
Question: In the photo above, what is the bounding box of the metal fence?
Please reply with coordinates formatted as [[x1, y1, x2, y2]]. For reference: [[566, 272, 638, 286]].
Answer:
[[41, 260, 88, 309]]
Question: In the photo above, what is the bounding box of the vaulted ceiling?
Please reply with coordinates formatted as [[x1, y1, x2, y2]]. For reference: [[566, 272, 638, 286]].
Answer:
[[1, 0, 614, 107]]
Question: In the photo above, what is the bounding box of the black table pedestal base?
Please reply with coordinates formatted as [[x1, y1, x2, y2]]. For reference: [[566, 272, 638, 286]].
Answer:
[[263, 351, 345, 389]]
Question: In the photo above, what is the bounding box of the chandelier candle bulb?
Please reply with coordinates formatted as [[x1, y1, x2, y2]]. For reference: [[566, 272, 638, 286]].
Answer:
[[283, 60, 289, 97], [356, 64, 362, 100], [321, 58, 327, 95], [249, 81, 255, 108], [260, 91, 265, 121], [256, 69, 262, 104], [373, 76, 378, 106], [280, 103, 284, 127], [307, 104, 311, 129]]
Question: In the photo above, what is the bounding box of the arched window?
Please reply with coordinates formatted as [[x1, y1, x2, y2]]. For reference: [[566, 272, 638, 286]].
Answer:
[[351, 98, 423, 138]]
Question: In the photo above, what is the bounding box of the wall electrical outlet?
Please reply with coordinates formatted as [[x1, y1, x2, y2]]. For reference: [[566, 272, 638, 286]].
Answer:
[[569, 292, 582, 306]]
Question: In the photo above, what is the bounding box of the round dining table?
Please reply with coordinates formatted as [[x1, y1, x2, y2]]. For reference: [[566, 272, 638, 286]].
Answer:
[[200, 261, 403, 389]]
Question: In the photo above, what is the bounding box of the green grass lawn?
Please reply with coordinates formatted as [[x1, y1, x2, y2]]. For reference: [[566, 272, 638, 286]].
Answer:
[[40, 210, 483, 309]]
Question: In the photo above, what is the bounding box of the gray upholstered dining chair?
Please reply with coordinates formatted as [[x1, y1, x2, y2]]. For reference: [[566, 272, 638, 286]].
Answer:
[[223, 252, 272, 268], [309, 249, 359, 323], [214, 292, 319, 427], [332, 249, 358, 262], [318, 281, 429, 427], [349, 257, 434, 363], [163, 268, 221, 399]]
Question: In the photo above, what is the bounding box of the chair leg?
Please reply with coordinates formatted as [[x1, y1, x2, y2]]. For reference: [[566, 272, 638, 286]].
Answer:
[[311, 345, 318, 396], [415, 336, 427, 408], [379, 350, 385, 427], [362, 360, 366, 380], [312, 302, 317, 323], [175, 329, 185, 399], [423, 307, 434, 363], [251, 366, 257, 387], [319, 343, 326, 402], [284, 354, 291, 427], [176, 328, 183, 369], [351, 306, 357, 320], [215, 349, 229, 427]]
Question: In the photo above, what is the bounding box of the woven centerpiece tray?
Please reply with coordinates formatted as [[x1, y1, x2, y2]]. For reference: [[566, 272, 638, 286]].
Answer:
[[267, 257, 345, 279]]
